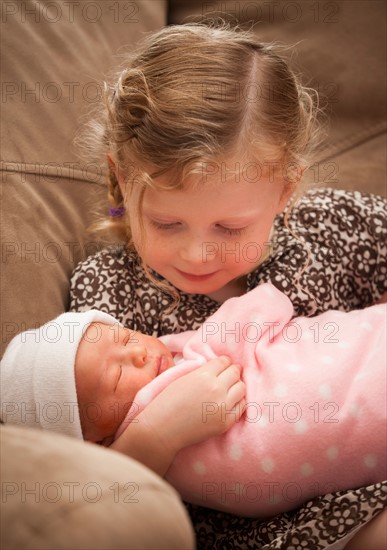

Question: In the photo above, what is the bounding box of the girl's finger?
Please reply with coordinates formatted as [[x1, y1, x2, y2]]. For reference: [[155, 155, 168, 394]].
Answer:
[[202, 355, 232, 375], [226, 380, 246, 406], [217, 363, 243, 388], [222, 397, 247, 426]]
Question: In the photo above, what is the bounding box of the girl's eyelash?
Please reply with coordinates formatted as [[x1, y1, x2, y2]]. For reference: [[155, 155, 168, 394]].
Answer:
[[150, 220, 180, 231], [217, 225, 246, 237], [150, 220, 246, 236]]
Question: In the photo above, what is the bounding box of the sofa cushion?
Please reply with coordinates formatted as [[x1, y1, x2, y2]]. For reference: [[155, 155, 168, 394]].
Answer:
[[0, 424, 195, 549]]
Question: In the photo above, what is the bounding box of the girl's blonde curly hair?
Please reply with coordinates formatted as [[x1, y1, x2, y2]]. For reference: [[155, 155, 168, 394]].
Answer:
[[80, 21, 320, 235], [78, 22, 321, 302]]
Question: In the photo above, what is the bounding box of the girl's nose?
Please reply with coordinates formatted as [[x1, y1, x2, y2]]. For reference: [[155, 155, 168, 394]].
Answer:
[[125, 345, 147, 368], [179, 239, 207, 264]]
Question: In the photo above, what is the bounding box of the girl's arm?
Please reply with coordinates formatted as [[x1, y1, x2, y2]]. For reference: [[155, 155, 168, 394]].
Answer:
[[110, 356, 246, 476]]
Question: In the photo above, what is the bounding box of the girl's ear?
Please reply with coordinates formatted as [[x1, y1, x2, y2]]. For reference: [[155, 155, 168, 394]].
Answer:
[[107, 153, 116, 170], [107, 153, 126, 197], [276, 165, 305, 214], [277, 183, 296, 213]]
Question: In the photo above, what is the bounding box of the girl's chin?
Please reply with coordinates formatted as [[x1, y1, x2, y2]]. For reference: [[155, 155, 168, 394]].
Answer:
[[171, 272, 224, 294]]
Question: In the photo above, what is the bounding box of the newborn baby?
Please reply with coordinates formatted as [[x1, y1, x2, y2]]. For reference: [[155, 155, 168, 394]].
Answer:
[[1, 284, 386, 517]]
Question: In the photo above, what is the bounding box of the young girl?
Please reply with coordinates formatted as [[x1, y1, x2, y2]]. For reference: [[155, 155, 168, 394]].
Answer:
[[70, 22, 386, 550]]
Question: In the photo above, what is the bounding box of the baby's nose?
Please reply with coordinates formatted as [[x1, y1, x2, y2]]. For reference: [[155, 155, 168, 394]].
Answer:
[[125, 345, 147, 368]]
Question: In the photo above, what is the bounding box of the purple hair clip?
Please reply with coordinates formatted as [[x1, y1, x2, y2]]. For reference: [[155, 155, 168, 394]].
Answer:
[[109, 207, 126, 218]]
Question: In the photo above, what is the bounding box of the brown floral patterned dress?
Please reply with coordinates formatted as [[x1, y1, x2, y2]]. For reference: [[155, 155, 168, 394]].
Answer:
[[70, 188, 387, 549]]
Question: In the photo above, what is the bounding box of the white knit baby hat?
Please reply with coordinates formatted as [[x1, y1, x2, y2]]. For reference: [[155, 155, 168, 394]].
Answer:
[[0, 310, 119, 439]]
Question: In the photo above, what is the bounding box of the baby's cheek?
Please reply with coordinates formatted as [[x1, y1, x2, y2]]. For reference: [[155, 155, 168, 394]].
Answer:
[[106, 397, 133, 432], [131, 372, 154, 395]]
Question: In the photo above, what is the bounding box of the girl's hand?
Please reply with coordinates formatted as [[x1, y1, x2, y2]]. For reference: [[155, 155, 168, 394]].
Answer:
[[138, 355, 246, 456], [111, 356, 246, 477]]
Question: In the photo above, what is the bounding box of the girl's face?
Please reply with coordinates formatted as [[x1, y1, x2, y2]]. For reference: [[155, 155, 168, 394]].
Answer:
[[129, 158, 293, 300], [75, 323, 174, 444]]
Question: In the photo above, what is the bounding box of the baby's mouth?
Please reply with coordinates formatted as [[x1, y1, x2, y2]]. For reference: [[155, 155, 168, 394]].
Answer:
[[159, 355, 173, 374], [150, 354, 172, 376]]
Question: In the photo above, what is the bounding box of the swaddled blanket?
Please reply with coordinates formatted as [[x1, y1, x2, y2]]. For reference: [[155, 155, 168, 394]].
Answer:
[[116, 284, 386, 517]]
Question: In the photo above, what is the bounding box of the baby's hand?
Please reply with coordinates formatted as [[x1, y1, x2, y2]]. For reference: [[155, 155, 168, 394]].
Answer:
[[138, 356, 246, 455]]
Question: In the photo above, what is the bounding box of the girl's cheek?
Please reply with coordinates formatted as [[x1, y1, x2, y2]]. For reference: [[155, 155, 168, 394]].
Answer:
[[130, 225, 150, 257]]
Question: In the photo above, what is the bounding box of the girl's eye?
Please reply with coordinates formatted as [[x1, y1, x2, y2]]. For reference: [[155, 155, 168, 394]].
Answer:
[[216, 225, 246, 237], [150, 220, 181, 231]]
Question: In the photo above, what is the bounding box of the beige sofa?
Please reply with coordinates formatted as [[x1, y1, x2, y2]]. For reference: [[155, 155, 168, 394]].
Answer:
[[1, 0, 386, 357], [1, 1, 386, 548]]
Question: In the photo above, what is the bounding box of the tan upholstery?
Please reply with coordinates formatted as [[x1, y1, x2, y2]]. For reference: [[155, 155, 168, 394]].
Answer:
[[1, 0, 167, 355], [0, 425, 195, 550]]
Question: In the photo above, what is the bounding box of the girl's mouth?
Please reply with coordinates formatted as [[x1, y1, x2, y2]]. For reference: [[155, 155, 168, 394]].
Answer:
[[176, 269, 217, 282]]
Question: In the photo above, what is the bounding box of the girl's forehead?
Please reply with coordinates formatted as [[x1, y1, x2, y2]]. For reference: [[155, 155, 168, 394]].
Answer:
[[149, 152, 283, 190], [142, 170, 283, 218]]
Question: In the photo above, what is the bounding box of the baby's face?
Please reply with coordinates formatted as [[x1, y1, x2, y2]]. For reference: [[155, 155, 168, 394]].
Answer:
[[75, 323, 174, 444]]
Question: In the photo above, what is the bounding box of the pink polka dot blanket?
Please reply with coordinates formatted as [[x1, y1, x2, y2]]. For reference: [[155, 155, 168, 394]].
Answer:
[[115, 283, 386, 517]]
